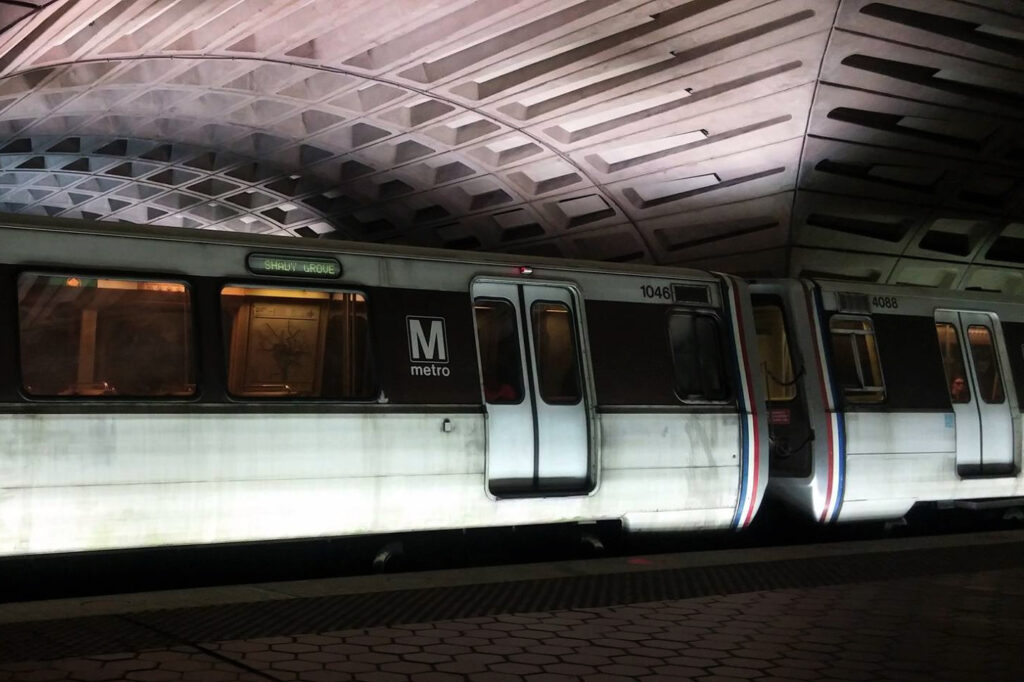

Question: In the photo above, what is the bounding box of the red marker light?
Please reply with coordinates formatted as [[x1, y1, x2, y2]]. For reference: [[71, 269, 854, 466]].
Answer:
[[518, 266, 533, 275]]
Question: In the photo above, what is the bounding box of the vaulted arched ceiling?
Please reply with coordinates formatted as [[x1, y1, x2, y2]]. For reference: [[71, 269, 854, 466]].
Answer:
[[0, 0, 1020, 290]]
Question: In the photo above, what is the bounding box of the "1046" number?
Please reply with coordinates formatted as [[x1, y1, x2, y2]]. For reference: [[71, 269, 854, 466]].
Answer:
[[640, 284, 672, 300]]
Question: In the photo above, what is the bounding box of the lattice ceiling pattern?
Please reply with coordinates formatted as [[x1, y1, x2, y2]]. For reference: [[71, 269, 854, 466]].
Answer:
[[0, 0, 1019, 290]]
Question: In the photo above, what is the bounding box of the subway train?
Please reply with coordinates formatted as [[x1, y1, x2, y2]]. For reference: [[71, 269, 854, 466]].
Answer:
[[1, 215, 1022, 557]]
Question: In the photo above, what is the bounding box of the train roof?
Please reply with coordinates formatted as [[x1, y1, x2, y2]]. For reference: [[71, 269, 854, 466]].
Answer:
[[0, 211, 722, 283], [8, 213, 1024, 311], [810, 276, 1024, 308]]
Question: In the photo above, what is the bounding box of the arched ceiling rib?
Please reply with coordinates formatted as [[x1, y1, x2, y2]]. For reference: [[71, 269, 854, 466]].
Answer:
[[0, 0, 1019, 291]]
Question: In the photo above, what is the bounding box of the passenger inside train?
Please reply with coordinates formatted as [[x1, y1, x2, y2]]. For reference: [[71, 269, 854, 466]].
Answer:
[[950, 376, 968, 403]]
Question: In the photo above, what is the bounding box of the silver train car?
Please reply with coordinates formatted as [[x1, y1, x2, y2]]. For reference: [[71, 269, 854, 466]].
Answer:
[[1, 216, 1022, 557], [754, 279, 1024, 524], [0, 217, 767, 556]]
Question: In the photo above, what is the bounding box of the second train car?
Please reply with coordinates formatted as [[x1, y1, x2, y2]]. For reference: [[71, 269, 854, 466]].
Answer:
[[753, 278, 1024, 524]]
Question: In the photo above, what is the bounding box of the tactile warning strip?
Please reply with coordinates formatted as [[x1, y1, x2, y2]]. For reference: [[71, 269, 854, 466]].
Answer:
[[4, 538, 1023, 663]]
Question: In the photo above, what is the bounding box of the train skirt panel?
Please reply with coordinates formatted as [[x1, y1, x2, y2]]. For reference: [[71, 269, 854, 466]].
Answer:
[[1, 411, 745, 554]]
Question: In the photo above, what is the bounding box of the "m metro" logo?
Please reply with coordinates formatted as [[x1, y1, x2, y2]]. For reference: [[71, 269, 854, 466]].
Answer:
[[407, 316, 451, 377]]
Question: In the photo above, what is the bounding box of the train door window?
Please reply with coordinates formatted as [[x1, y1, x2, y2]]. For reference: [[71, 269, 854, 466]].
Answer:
[[829, 316, 885, 403], [753, 305, 796, 401], [936, 322, 970, 403], [667, 311, 729, 401], [530, 301, 581, 405], [967, 325, 1005, 404], [474, 298, 523, 403], [220, 286, 376, 399], [17, 273, 195, 397]]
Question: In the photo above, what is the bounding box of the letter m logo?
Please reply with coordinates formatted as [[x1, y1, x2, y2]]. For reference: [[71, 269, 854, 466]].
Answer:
[[407, 316, 448, 363]]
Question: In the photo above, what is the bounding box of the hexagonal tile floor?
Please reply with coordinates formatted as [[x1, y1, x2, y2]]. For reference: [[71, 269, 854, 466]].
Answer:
[[2, 537, 1023, 681]]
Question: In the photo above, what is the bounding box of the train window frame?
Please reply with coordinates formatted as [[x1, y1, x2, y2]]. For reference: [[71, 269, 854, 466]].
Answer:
[[473, 296, 526, 406], [15, 270, 199, 400], [967, 324, 1005, 405], [828, 314, 886, 404], [219, 282, 378, 402], [936, 321, 971, 405], [752, 302, 798, 403], [665, 308, 731, 404], [529, 299, 583, 406]]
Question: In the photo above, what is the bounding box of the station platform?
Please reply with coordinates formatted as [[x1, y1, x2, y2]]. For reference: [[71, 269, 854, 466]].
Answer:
[[1, 530, 1022, 682]]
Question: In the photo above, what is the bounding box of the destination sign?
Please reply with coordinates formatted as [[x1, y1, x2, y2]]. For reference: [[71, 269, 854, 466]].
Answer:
[[673, 284, 710, 305], [247, 253, 342, 279]]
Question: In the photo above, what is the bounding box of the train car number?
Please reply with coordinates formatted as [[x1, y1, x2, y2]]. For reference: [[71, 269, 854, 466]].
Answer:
[[871, 295, 898, 310], [640, 284, 672, 300]]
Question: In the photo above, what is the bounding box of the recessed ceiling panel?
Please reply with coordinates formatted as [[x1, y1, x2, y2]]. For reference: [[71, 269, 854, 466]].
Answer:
[[0, 0, 1014, 286]]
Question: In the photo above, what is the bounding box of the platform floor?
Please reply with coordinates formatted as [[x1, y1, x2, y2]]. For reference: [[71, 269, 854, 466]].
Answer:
[[1, 531, 1023, 681]]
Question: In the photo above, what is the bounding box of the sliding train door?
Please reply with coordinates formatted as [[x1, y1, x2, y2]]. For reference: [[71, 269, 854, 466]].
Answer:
[[935, 310, 1015, 476], [472, 281, 591, 496]]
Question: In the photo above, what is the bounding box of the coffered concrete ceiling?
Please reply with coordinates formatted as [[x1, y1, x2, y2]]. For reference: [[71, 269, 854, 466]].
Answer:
[[0, 0, 1020, 290]]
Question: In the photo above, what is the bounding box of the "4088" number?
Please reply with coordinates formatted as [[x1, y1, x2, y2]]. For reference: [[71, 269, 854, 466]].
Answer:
[[871, 295, 898, 310]]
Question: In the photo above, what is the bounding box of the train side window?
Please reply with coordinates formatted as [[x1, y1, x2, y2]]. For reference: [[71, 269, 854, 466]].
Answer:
[[936, 322, 970, 404], [667, 311, 729, 402], [829, 316, 885, 403], [753, 305, 796, 401], [220, 285, 376, 399], [17, 273, 196, 398], [473, 298, 524, 404], [531, 301, 582, 405], [967, 325, 1005, 404]]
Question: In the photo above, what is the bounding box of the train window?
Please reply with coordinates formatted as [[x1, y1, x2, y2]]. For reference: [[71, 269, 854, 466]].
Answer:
[[17, 273, 195, 398], [753, 306, 796, 401], [221, 286, 376, 399], [473, 299, 524, 404], [667, 312, 729, 402], [829, 316, 885, 403], [936, 322, 970, 404], [967, 325, 1005, 404], [531, 301, 582, 405]]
